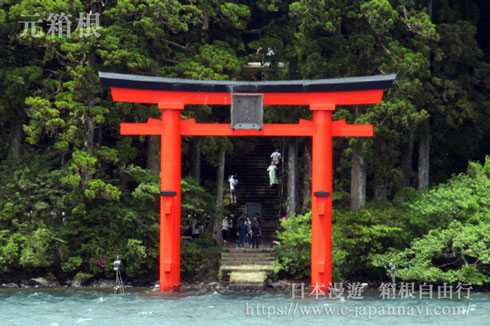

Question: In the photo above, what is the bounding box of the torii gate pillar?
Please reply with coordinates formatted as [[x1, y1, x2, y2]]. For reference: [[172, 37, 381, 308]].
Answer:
[[311, 105, 334, 289], [159, 103, 183, 291]]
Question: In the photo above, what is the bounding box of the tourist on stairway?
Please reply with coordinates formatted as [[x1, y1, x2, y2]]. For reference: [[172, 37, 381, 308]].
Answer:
[[267, 162, 279, 187], [191, 215, 200, 238], [237, 219, 248, 249], [244, 214, 252, 248], [270, 149, 281, 166], [222, 215, 229, 242], [254, 213, 262, 226], [228, 174, 238, 203], [251, 216, 261, 249], [230, 213, 238, 242]]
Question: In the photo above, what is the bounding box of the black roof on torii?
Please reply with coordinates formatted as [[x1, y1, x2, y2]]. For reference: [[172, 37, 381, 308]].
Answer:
[[99, 72, 396, 93]]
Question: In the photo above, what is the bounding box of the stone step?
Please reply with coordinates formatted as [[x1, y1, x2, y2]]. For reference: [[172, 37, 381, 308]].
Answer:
[[222, 247, 274, 253], [221, 261, 274, 267], [221, 253, 274, 260], [221, 257, 274, 265], [221, 252, 273, 257], [221, 256, 274, 261], [229, 271, 267, 283], [220, 265, 274, 273], [221, 257, 274, 262], [222, 252, 274, 257], [221, 258, 274, 263], [221, 253, 274, 259]]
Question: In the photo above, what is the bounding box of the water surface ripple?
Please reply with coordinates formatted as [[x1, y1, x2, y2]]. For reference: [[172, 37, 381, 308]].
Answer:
[[0, 288, 488, 326]]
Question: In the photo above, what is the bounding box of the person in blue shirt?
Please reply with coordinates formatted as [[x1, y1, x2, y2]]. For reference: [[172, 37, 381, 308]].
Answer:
[[237, 219, 248, 249]]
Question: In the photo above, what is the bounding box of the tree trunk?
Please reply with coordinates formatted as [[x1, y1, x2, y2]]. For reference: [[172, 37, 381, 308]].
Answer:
[[401, 130, 415, 188], [287, 138, 298, 217], [350, 107, 367, 210], [82, 50, 96, 182], [82, 107, 95, 183], [213, 145, 226, 244], [350, 141, 366, 212], [97, 123, 103, 145], [302, 140, 312, 212], [146, 136, 160, 174], [8, 122, 22, 158], [191, 137, 202, 183], [84, 114, 94, 156], [417, 119, 430, 191]]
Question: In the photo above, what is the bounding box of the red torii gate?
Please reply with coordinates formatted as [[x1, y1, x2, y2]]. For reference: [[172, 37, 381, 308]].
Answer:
[[99, 72, 395, 292]]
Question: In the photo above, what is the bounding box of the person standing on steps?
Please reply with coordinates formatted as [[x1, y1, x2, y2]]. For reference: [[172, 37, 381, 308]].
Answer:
[[254, 213, 262, 226], [191, 215, 200, 238], [230, 213, 238, 242], [245, 214, 251, 226], [228, 174, 238, 203], [237, 219, 248, 249], [222, 215, 229, 243], [270, 149, 281, 166], [251, 216, 261, 249], [244, 214, 252, 248], [267, 161, 279, 187]]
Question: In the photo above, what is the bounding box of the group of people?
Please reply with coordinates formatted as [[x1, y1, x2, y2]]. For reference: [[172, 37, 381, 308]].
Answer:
[[184, 214, 211, 238], [228, 149, 282, 204], [222, 213, 262, 249]]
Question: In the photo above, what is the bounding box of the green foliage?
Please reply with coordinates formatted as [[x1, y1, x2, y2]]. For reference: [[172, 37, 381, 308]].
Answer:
[[123, 239, 148, 278], [0, 231, 26, 271], [180, 231, 221, 281], [372, 220, 490, 285], [181, 176, 214, 218], [372, 158, 490, 285], [61, 256, 83, 273], [333, 207, 407, 281], [274, 212, 311, 280], [19, 227, 64, 269], [406, 157, 490, 237]]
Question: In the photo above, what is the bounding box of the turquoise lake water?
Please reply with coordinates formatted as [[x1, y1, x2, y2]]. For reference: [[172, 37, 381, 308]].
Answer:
[[1, 288, 489, 325]]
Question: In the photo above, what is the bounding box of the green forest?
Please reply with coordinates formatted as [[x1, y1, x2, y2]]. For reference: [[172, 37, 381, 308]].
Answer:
[[0, 0, 489, 287]]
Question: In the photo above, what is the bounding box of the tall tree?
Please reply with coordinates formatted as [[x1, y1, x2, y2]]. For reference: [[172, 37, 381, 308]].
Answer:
[[287, 137, 298, 217], [350, 140, 367, 211]]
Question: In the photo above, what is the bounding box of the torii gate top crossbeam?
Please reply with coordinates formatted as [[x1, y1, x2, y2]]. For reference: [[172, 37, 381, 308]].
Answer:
[[99, 72, 395, 106]]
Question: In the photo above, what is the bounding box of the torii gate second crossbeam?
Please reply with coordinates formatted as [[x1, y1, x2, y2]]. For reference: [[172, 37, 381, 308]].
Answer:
[[99, 72, 395, 292]]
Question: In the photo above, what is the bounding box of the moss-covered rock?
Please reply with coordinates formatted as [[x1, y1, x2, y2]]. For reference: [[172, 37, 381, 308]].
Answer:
[[71, 272, 94, 287]]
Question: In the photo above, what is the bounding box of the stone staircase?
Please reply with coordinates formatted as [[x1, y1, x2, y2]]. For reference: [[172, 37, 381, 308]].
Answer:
[[220, 245, 275, 290], [229, 137, 282, 242]]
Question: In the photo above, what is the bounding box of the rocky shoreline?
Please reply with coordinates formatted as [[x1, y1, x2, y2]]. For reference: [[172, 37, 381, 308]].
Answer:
[[0, 277, 291, 292]]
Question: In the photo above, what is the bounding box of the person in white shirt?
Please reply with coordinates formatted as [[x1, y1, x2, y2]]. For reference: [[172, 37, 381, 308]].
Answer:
[[222, 216, 229, 242], [270, 149, 281, 165], [228, 175, 238, 203], [191, 216, 200, 238]]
